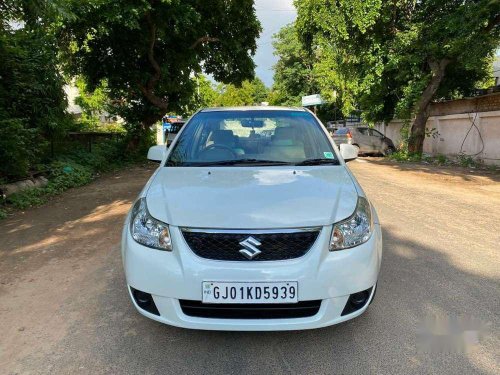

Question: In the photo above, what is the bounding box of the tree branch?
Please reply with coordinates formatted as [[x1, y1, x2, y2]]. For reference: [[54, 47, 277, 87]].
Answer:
[[138, 83, 168, 110], [484, 13, 500, 33], [139, 12, 168, 110], [145, 12, 161, 91], [189, 36, 219, 49]]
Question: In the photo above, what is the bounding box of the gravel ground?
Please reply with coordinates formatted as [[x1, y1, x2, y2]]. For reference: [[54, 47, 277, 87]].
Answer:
[[0, 159, 498, 375]]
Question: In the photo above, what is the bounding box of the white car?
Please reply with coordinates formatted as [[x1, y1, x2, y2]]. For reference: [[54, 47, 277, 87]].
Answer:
[[121, 107, 382, 331]]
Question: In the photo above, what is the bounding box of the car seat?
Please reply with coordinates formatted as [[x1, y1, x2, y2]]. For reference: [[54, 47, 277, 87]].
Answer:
[[265, 127, 305, 160], [210, 130, 245, 156]]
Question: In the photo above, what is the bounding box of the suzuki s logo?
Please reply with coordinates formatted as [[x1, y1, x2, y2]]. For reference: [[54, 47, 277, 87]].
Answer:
[[239, 236, 262, 260]]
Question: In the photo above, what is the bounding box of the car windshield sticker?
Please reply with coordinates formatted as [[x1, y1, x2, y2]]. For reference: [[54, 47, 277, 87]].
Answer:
[[324, 152, 334, 159]]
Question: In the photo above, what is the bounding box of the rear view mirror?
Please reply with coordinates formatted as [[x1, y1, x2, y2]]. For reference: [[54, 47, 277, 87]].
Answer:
[[147, 145, 166, 163], [340, 144, 358, 162], [241, 119, 265, 128]]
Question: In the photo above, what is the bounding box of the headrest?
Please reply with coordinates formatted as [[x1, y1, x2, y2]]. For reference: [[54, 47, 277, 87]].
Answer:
[[274, 127, 296, 141], [212, 130, 235, 145]]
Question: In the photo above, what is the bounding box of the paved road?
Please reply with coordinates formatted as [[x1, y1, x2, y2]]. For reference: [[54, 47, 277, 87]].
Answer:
[[0, 160, 499, 374]]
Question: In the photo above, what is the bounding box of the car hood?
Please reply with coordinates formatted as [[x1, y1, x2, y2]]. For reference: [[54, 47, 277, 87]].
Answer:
[[146, 166, 359, 229]]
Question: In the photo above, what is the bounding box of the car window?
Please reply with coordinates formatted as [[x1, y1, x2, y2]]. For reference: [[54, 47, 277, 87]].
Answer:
[[371, 129, 384, 138], [166, 110, 337, 166], [334, 128, 349, 135], [357, 128, 369, 135]]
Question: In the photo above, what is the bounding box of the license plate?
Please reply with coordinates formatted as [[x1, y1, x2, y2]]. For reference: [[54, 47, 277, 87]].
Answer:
[[202, 281, 298, 304]]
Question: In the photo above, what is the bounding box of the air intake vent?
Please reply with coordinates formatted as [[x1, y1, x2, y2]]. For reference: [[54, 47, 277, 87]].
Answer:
[[181, 228, 320, 261], [179, 300, 322, 319]]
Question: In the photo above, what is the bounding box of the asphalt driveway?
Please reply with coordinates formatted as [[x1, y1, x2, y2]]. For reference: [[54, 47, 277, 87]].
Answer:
[[0, 160, 498, 374]]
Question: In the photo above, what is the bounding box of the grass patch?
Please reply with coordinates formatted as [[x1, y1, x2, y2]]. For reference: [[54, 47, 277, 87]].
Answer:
[[387, 149, 495, 170], [2, 138, 145, 214], [456, 153, 480, 168], [387, 150, 423, 162], [6, 160, 94, 209]]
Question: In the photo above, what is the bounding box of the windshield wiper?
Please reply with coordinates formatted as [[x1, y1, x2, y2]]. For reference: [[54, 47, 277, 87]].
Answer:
[[295, 158, 340, 166], [194, 159, 293, 166]]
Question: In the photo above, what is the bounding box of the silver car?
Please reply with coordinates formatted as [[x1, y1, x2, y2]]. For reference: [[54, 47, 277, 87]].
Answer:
[[332, 127, 396, 156]]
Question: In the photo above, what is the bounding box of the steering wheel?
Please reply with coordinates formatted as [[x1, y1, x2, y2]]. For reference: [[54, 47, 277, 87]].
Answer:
[[199, 144, 237, 160]]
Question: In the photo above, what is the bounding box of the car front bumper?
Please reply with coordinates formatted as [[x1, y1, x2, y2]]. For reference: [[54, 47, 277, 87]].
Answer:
[[121, 223, 382, 331]]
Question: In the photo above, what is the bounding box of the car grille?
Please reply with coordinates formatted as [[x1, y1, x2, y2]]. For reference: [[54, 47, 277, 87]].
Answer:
[[179, 300, 322, 319], [180, 228, 321, 261]]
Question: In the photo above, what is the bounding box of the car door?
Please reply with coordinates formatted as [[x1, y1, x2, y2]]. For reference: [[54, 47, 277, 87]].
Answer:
[[354, 128, 373, 153], [368, 129, 386, 153]]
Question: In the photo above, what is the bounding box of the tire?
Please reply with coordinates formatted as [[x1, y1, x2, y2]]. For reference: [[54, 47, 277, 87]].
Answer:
[[384, 147, 395, 156]]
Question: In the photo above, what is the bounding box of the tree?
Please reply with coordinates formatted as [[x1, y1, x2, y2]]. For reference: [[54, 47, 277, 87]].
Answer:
[[270, 24, 316, 106], [270, 23, 343, 123], [59, 0, 261, 144], [179, 74, 218, 116], [214, 78, 269, 106], [0, 0, 70, 178], [295, 0, 500, 153], [74, 78, 111, 130]]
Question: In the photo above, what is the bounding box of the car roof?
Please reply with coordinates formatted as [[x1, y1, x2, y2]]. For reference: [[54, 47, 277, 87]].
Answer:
[[200, 106, 307, 112]]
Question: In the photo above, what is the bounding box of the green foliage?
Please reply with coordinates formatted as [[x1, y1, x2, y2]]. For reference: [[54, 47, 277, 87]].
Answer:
[[270, 23, 344, 123], [387, 150, 486, 168], [388, 150, 423, 163], [7, 160, 93, 209], [214, 78, 269, 107], [58, 0, 262, 130], [0, 23, 70, 136], [74, 77, 111, 130], [0, 119, 42, 178], [436, 154, 448, 165], [182, 76, 272, 115], [456, 153, 480, 168], [5, 138, 133, 211], [181, 74, 218, 116], [194, 75, 218, 109], [294, 0, 500, 138], [0, 1, 72, 179], [270, 24, 316, 106]]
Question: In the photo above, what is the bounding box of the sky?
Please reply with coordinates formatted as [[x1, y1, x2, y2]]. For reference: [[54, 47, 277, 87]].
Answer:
[[253, 0, 297, 87]]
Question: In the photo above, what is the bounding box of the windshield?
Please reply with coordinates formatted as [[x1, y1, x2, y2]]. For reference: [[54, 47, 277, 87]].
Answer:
[[166, 110, 338, 167]]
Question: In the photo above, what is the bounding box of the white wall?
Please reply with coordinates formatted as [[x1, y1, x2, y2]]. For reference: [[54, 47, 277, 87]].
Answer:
[[375, 111, 500, 165]]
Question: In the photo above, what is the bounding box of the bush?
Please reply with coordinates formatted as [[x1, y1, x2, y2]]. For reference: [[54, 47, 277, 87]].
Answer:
[[6, 159, 94, 209], [387, 150, 422, 162], [456, 153, 480, 168], [4, 138, 132, 211], [0, 119, 41, 179]]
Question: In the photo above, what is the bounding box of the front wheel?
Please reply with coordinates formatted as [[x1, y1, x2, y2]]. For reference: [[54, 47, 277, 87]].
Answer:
[[384, 147, 395, 156]]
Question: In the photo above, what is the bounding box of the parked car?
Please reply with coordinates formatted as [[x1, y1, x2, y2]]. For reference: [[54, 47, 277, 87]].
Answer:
[[165, 121, 185, 146], [122, 106, 382, 331], [333, 127, 396, 155]]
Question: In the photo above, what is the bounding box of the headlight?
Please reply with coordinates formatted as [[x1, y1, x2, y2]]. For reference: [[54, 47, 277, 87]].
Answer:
[[130, 198, 172, 251], [329, 196, 373, 250]]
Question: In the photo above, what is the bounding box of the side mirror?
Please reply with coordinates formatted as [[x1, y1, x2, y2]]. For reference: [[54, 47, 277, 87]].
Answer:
[[340, 144, 358, 162], [147, 145, 166, 163]]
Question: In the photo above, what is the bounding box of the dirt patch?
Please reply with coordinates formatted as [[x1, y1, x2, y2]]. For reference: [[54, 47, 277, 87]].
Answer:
[[0, 164, 154, 372], [356, 157, 500, 197], [1, 161, 498, 375]]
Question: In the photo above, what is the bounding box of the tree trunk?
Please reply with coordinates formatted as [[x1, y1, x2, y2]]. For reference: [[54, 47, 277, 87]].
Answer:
[[126, 114, 162, 151], [408, 59, 450, 154]]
